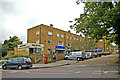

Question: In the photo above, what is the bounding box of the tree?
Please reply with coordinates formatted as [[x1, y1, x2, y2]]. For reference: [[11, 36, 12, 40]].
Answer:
[[2, 36, 23, 57], [70, 1, 120, 54]]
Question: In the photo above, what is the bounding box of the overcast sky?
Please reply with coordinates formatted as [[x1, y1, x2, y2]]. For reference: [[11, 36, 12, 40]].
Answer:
[[0, 0, 85, 43]]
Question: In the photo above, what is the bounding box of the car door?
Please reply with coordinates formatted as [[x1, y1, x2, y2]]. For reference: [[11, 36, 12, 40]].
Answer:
[[6, 58, 14, 68], [12, 58, 19, 68]]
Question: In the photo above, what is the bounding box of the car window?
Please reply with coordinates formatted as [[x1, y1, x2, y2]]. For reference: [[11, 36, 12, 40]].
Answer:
[[8, 58, 13, 63], [18, 58, 24, 62], [13, 58, 18, 63], [25, 58, 32, 63]]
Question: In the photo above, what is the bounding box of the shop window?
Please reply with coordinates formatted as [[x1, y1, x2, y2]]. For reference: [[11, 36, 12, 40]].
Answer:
[[58, 41, 63, 46]]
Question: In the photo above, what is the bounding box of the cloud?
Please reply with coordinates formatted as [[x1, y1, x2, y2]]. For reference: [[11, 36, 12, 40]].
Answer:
[[0, 0, 85, 43]]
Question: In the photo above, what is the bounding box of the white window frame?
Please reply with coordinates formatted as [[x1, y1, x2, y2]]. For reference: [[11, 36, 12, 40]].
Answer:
[[57, 34, 59, 37], [58, 41, 63, 46], [100, 45, 102, 47], [48, 31, 52, 35], [36, 40, 39, 44], [74, 38, 76, 40], [61, 35, 64, 38], [66, 36, 68, 39], [36, 31, 40, 35], [70, 37, 72, 40]]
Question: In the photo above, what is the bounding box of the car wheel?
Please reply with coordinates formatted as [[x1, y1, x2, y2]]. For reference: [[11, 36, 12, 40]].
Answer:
[[18, 65, 23, 70], [82, 58, 84, 61], [2, 65, 7, 70], [77, 57, 80, 61], [65, 57, 68, 60]]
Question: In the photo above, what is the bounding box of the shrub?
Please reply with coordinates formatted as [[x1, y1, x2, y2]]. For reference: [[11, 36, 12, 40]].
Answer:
[[3, 56, 11, 60]]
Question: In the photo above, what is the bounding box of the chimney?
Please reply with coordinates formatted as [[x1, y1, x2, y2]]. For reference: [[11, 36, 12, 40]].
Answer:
[[68, 30, 71, 33], [50, 24, 53, 28]]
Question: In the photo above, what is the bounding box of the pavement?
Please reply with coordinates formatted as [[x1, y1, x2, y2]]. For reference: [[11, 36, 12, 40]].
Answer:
[[31, 60, 78, 69]]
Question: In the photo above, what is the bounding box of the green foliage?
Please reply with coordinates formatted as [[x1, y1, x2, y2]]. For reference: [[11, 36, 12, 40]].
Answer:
[[71, 1, 120, 47], [2, 36, 23, 57], [3, 55, 11, 60]]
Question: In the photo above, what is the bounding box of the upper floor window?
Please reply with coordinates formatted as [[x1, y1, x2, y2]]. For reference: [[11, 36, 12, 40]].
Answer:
[[58, 41, 63, 46], [36, 31, 40, 35], [36, 40, 39, 44], [66, 36, 68, 39], [70, 37, 72, 40], [61, 35, 64, 38], [48, 31, 52, 35], [57, 34, 59, 37], [100, 45, 102, 47], [99, 39, 102, 42], [74, 38, 76, 40], [80, 39, 82, 42], [48, 40, 52, 44]]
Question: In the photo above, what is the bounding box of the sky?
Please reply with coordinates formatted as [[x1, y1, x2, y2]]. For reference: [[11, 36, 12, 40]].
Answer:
[[0, 0, 85, 43]]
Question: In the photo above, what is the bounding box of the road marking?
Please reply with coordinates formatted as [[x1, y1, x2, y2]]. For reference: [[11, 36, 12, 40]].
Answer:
[[75, 71, 81, 73], [95, 71, 118, 73], [92, 73, 102, 74]]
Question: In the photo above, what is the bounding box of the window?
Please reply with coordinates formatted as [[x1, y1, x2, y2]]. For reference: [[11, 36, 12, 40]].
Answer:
[[61, 35, 64, 38], [48, 31, 52, 35], [100, 39, 102, 42], [58, 41, 63, 46], [36, 40, 39, 43], [48, 40, 52, 44], [100, 45, 102, 47], [36, 31, 40, 35], [74, 38, 76, 40], [70, 37, 72, 40], [66, 36, 68, 39], [67, 43, 71, 47], [80, 39, 81, 42], [48, 48, 52, 52], [57, 34, 59, 37]]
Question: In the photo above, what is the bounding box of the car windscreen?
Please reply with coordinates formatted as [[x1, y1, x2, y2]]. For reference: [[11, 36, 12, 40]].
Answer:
[[25, 58, 32, 63]]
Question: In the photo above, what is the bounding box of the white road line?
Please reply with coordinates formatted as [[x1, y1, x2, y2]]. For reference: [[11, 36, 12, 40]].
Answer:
[[75, 71, 81, 73], [92, 73, 101, 74], [95, 71, 118, 73]]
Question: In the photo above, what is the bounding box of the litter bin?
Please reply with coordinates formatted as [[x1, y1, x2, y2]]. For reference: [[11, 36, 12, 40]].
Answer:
[[45, 56, 48, 64]]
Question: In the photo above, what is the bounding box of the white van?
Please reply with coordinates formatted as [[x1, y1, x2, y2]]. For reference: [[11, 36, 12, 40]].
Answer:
[[65, 51, 86, 61]]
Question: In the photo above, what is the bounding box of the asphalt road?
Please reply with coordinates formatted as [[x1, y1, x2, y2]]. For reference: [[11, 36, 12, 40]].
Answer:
[[1, 54, 119, 78]]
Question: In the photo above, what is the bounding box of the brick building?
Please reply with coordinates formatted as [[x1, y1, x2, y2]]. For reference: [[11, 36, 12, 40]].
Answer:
[[27, 24, 85, 54], [27, 24, 118, 54]]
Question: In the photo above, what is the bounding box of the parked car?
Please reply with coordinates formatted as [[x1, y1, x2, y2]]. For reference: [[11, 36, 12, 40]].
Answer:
[[96, 52, 102, 57], [85, 51, 94, 59], [85, 52, 92, 59], [2, 57, 33, 70], [65, 51, 86, 61], [102, 52, 110, 55], [93, 52, 98, 58]]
